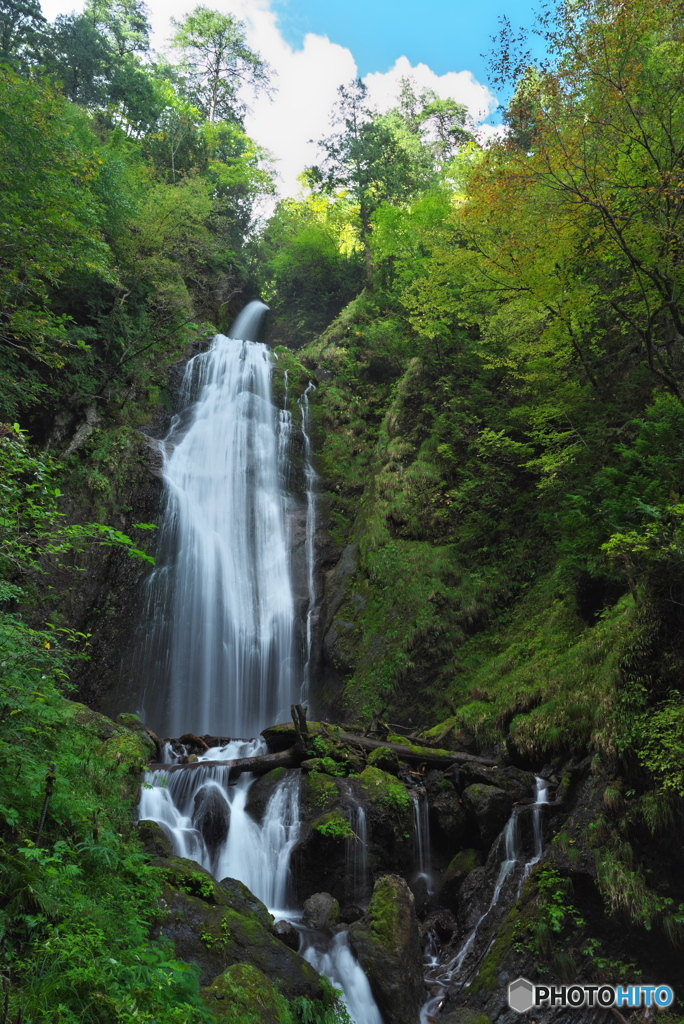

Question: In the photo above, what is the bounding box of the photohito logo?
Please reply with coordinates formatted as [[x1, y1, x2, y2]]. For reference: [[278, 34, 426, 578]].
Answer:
[[508, 977, 674, 1013]]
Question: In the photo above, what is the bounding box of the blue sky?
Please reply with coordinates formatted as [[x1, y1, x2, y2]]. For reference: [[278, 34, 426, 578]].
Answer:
[[270, 0, 536, 84]]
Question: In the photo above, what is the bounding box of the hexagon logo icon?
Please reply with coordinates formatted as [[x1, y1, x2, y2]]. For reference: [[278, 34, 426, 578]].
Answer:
[[509, 977, 535, 1013]]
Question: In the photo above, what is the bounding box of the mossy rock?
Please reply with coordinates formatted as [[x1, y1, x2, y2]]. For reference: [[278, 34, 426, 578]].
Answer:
[[358, 766, 410, 810], [71, 703, 118, 741], [439, 848, 484, 912], [219, 878, 274, 932], [367, 746, 400, 774], [301, 771, 340, 811], [137, 819, 174, 859], [348, 875, 424, 1024], [201, 963, 290, 1024], [156, 880, 324, 999], [312, 811, 354, 840], [441, 1011, 491, 1024], [462, 784, 513, 848]]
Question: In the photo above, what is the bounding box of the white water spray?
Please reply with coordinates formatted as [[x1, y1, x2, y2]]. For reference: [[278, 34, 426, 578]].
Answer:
[[138, 302, 297, 738]]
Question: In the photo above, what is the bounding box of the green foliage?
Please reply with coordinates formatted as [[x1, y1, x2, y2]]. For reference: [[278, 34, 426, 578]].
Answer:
[[313, 812, 354, 840]]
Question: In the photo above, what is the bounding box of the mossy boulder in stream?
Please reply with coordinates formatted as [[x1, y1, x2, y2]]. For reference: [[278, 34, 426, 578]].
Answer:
[[201, 963, 290, 1023], [348, 874, 424, 1024], [153, 856, 324, 1000]]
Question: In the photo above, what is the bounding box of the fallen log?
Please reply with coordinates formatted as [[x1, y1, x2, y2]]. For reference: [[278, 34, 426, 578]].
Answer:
[[337, 732, 497, 768], [147, 744, 303, 776]]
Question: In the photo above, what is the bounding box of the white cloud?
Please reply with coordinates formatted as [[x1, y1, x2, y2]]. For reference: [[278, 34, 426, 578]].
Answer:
[[363, 55, 497, 123], [38, 0, 497, 199]]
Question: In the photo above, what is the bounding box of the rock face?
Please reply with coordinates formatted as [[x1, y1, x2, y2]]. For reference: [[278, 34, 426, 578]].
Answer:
[[348, 874, 424, 1024], [152, 856, 324, 1000], [462, 784, 513, 847]]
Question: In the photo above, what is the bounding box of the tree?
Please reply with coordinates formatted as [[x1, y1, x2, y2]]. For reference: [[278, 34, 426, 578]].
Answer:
[[309, 79, 436, 288], [0, 0, 44, 65], [170, 5, 269, 124], [84, 0, 150, 56]]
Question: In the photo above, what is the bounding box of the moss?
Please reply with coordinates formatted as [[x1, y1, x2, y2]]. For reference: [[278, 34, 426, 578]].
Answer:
[[367, 746, 400, 773], [445, 848, 483, 878], [358, 766, 411, 811], [365, 875, 404, 952], [305, 772, 339, 809], [201, 963, 291, 1024]]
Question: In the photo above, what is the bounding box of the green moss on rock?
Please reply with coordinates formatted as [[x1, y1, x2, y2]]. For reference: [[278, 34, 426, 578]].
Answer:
[[358, 766, 410, 811], [200, 963, 290, 1024]]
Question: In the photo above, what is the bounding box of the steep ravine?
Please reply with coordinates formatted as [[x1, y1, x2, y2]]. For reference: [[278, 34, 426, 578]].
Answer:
[[46, 301, 683, 1023]]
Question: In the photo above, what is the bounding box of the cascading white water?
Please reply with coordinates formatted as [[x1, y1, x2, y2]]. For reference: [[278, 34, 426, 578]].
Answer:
[[136, 303, 383, 1024], [298, 382, 318, 698], [421, 781, 550, 1022], [520, 776, 548, 889], [138, 301, 298, 738], [345, 799, 370, 906], [412, 788, 433, 893], [302, 932, 384, 1024]]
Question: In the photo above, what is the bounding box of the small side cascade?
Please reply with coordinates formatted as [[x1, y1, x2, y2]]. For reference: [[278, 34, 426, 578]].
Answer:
[[412, 787, 434, 893], [520, 775, 549, 890], [345, 799, 370, 907], [420, 811, 522, 1022], [298, 381, 318, 700], [301, 932, 384, 1024]]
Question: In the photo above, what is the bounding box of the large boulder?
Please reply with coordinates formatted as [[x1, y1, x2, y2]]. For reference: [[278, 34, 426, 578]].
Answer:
[[462, 784, 513, 848], [201, 963, 290, 1024], [303, 892, 340, 930], [245, 767, 290, 823], [348, 874, 424, 1024], [193, 785, 230, 855], [153, 856, 323, 1000]]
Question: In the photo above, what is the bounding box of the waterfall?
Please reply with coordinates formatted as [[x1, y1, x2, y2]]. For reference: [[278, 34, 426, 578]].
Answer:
[[411, 788, 433, 893], [345, 798, 370, 906], [519, 776, 548, 889], [302, 932, 384, 1024], [298, 381, 318, 698], [138, 301, 298, 738], [136, 303, 382, 1024]]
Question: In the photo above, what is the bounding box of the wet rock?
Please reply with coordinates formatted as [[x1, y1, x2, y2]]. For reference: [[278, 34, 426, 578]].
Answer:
[[244, 767, 289, 823], [462, 784, 513, 848], [274, 919, 300, 951], [137, 819, 174, 859], [460, 763, 534, 802], [200, 963, 288, 1024], [154, 856, 323, 999], [218, 877, 273, 932], [424, 772, 473, 852], [348, 874, 424, 1024], [339, 904, 364, 925], [367, 746, 400, 774], [303, 892, 340, 929], [457, 866, 488, 930], [193, 785, 230, 854], [439, 848, 484, 913], [423, 908, 458, 943]]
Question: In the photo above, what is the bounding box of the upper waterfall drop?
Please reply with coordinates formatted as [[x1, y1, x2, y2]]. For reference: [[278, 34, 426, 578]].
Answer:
[[140, 300, 299, 738]]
